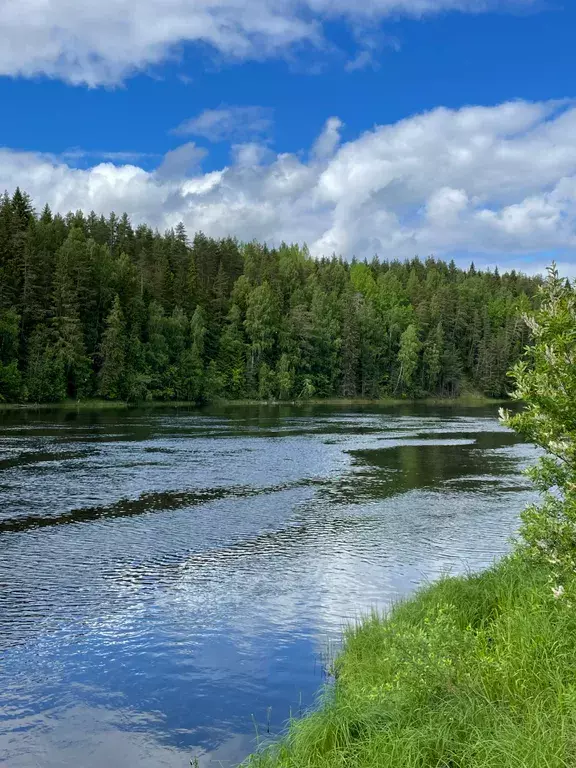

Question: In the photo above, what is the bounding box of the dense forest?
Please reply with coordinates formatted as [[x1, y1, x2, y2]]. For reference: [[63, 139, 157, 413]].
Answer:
[[0, 188, 540, 404]]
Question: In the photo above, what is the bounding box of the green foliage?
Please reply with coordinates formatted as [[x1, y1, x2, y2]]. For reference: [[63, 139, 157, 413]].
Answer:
[[397, 323, 421, 395], [51, 234, 92, 398], [98, 296, 127, 400], [423, 321, 443, 392], [276, 353, 294, 400], [245, 281, 278, 366], [502, 265, 576, 576], [26, 328, 66, 402], [0, 360, 22, 401], [0, 308, 20, 364], [258, 361, 276, 400], [0, 191, 542, 404], [176, 345, 204, 402], [204, 359, 224, 401], [216, 304, 248, 398]]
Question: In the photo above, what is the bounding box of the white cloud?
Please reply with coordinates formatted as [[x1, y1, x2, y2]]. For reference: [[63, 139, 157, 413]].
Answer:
[[312, 117, 344, 160], [60, 149, 161, 164], [425, 187, 469, 224], [231, 142, 275, 167], [0, 0, 538, 86], [155, 142, 207, 180], [174, 106, 273, 143], [2, 99, 576, 271]]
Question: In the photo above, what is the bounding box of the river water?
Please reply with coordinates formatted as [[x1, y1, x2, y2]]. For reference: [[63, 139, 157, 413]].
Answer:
[[0, 404, 537, 768]]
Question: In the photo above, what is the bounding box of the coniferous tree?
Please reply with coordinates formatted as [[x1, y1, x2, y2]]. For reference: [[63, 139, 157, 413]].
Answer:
[[99, 296, 128, 400], [0, 189, 544, 404], [0, 308, 22, 400], [51, 231, 91, 397], [177, 305, 207, 401], [26, 327, 66, 402], [216, 304, 248, 398]]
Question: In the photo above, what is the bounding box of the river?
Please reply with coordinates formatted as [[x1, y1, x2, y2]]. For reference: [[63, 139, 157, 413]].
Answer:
[[0, 403, 537, 767]]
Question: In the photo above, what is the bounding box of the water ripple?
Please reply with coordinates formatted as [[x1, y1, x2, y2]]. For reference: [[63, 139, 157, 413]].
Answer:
[[0, 404, 536, 768]]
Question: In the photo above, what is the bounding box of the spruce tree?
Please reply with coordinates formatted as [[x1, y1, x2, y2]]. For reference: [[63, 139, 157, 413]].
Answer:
[[99, 296, 127, 400]]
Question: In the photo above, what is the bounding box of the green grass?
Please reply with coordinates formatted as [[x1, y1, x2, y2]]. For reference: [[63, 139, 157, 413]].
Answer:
[[246, 555, 576, 768]]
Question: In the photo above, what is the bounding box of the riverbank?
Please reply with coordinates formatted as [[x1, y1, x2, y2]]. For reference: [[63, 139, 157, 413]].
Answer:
[[0, 393, 507, 412], [246, 554, 575, 768]]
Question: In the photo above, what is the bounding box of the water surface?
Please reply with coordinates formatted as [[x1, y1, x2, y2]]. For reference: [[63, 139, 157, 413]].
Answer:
[[0, 404, 537, 767]]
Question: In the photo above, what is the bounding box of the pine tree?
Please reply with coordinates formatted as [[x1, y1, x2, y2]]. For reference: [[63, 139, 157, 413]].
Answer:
[[216, 304, 247, 398], [1, 189, 35, 309], [176, 305, 207, 401], [145, 301, 170, 398], [51, 240, 91, 398], [26, 327, 66, 402], [0, 308, 22, 400], [170, 223, 191, 311], [11, 188, 34, 231], [99, 296, 127, 400]]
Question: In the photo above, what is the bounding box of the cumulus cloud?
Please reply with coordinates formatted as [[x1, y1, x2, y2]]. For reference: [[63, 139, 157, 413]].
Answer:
[[155, 142, 207, 180], [231, 142, 275, 167], [312, 117, 344, 160], [174, 106, 274, 143], [0, 0, 538, 86], [60, 149, 160, 164], [2, 99, 576, 269]]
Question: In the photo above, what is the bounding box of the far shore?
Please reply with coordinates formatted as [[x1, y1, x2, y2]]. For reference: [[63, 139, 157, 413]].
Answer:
[[0, 393, 509, 413]]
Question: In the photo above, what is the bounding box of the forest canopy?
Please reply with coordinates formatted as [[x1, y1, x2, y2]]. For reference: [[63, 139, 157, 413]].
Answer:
[[0, 188, 541, 404]]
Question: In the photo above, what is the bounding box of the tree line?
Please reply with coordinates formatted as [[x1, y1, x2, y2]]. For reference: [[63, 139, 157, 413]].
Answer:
[[0, 188, 540, 404]]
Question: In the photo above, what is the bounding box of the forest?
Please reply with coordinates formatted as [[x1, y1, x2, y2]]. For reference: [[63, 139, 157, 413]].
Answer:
[[0, 188, 540, 404]]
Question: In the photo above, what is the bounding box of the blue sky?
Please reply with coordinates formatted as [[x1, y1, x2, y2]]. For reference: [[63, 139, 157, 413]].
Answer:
[[1, 0, 575, 271]]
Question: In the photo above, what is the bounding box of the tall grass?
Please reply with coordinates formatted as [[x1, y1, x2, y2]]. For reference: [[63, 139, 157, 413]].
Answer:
[[245, 555, 576, 767]]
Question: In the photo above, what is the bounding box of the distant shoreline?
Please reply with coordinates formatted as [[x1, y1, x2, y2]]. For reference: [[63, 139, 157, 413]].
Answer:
[[0, 394, 509, 412]]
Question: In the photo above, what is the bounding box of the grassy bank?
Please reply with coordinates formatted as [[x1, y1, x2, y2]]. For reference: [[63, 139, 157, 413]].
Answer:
[[246, 555, 576, 768], [0, 393, 506, 412]]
